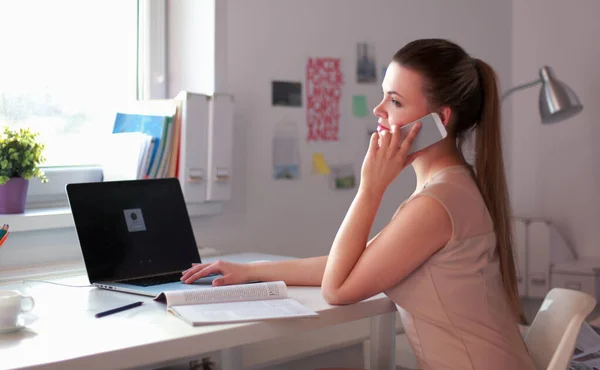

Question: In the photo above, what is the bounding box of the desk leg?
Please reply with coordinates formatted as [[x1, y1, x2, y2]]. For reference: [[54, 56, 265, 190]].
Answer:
[[221, 346, 243, 370], [369, 312, 396, 370]]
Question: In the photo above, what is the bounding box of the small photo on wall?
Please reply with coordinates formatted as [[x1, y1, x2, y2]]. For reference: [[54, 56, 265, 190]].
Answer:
[[272, 81, 302, 107], [352, 95, 369, 117], [273, 127, 301, 180], [274, 164, 299, 180], [330, 164, 356, 190], [356, 42, 377, 83]]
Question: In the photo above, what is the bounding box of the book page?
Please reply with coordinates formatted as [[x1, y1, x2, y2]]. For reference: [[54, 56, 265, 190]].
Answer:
[[169, 298, 318, 326], [574, 322, 600, 358], [161, 281, 288, 306], [569, 322, 600, 369]]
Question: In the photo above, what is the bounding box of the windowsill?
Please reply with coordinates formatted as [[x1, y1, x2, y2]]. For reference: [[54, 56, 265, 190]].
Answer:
[[3, 202, 224, 233]]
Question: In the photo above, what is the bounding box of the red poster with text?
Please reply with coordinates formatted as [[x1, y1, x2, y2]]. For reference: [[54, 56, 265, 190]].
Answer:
[[306, 58, 343, 142]]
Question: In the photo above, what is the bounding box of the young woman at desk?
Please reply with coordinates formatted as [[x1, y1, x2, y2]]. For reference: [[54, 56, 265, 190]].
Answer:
[[181, 38, 536, 370]]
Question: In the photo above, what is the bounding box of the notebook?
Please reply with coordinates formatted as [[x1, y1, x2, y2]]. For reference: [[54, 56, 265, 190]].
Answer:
[[155, 281, 318, 325]]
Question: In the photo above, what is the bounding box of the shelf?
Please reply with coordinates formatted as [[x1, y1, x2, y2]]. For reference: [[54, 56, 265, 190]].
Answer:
[[1, 202, 223, 233]]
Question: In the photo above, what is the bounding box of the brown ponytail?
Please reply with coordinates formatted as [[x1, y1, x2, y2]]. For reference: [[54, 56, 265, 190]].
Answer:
[[473, 59, 525, 324], [393, 39, 525, 324]]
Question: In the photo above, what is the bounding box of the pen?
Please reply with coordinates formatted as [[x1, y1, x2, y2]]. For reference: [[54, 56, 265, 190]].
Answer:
[[95, 301, 143, 318]]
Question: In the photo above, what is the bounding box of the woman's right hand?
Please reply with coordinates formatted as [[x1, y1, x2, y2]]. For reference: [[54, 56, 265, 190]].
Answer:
[[180, 260, 252, 286]]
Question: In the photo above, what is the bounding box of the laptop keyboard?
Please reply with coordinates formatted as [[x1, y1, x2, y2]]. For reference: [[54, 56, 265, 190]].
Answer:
[[119, 272, 183, 287]]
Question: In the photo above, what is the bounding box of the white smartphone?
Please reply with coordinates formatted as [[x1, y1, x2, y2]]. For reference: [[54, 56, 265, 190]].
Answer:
[[399, 112, 447, 155]]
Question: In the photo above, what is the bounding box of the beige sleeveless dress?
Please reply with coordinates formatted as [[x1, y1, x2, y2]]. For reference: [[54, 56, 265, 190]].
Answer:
[[385, 165, 536, 370]]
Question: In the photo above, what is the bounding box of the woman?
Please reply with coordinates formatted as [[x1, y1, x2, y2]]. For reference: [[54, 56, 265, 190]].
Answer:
[[181, 38, 536, 370]]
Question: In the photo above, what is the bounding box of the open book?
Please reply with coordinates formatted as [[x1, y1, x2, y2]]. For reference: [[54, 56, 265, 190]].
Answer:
[[155, 281, 318, 326]]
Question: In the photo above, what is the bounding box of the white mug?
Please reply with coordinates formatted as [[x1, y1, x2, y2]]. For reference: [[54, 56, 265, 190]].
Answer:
[[0, 290, 34, 330]]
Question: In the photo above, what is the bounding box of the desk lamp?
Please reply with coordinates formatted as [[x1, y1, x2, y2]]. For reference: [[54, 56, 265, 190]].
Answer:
[[502, 66, 583, 123]]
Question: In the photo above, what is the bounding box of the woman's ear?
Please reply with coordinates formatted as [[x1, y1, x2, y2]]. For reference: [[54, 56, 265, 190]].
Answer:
[[438, 106, 453, 127]]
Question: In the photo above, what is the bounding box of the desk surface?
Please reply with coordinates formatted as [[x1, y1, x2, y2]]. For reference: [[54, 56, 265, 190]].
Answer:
[[0, 253, 397, 370]]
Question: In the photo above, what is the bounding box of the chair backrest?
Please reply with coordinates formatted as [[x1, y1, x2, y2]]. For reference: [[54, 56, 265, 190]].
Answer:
[[524, 288, 597, 370]]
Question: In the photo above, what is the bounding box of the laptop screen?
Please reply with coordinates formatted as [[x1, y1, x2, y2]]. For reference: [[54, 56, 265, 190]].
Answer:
[[66, 178, 201, 283]]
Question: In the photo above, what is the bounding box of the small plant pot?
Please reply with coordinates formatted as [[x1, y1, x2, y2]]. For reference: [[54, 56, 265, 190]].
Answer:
[[0, 177, 29, 214]]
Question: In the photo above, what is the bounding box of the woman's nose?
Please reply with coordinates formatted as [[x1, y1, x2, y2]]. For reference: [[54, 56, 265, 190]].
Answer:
[[373, 102, 386, 118]]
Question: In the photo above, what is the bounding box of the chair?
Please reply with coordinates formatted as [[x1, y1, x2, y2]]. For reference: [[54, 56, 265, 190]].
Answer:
[[524, 288, 597, 370]]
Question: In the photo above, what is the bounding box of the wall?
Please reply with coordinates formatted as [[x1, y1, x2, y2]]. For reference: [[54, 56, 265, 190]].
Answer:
[[511, 0, 600, 258], [190, 0, 513, 258]]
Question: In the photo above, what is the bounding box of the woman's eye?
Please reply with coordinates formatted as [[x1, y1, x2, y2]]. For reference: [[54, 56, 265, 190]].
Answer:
[[391, 99, 401, 107]]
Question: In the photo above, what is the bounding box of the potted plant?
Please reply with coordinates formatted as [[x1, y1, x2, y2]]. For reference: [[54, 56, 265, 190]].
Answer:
[[0, 127, 48, 214]]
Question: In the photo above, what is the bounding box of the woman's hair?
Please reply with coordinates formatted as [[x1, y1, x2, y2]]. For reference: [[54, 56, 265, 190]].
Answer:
[[392, 39, 525, 324]]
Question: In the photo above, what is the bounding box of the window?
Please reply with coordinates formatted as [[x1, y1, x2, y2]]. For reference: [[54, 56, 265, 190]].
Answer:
[[0, 0, 222, 275], [0, 0, 166, 206]]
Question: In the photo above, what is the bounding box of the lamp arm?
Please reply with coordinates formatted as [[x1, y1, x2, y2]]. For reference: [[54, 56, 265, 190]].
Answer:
[[501, 78, 542, 102]]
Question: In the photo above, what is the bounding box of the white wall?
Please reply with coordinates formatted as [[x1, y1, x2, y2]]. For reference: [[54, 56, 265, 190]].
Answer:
[[511, 0, 600, 258], [191, 0, 513, 258]]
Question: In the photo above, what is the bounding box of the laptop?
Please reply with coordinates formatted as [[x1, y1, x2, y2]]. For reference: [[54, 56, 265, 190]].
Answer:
[[66, 178, 220, 297]]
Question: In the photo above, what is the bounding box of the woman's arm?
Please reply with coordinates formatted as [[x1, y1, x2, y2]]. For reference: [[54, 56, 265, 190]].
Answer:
[[321, 188, 382, 299], [321, 193, 451, 305], [244, 228, 387, 286], [319, 118, 452, 305], [181, 255, 328, 286], [247, 256, 328, 286]]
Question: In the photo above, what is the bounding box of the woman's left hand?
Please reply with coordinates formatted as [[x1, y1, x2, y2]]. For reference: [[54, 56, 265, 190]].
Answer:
[[360, 123, 421, 196]]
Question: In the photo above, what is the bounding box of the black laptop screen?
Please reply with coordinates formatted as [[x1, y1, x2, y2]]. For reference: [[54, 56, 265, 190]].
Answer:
[[66, 178, 201, 283]]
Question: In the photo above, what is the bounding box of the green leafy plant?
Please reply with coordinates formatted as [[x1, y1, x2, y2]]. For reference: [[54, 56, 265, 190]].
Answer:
[[0, 127, 48, 185]]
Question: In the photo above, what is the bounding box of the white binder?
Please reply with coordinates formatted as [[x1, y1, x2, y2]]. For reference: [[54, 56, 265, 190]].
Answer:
[[175, 91, 210, 204], [207, 94, 234, 201], [527, 221, 552, 298], [526, 220, 576, 298]]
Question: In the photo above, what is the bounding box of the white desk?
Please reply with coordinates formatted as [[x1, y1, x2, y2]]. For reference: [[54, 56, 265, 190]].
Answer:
[[0, 254, 397, 370]]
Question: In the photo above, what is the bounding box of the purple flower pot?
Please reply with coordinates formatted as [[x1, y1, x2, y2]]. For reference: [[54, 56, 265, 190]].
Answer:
[[0, 177, 29, 214]]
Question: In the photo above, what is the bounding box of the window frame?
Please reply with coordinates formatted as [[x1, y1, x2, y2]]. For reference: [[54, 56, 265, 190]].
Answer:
[[25, 0, 167, 209]]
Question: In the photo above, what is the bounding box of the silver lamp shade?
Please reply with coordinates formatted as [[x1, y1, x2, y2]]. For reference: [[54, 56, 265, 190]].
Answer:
[[538, 66, 583, 124]]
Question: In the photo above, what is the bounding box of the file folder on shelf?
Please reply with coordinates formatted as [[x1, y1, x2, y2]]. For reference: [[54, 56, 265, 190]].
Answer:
[[525, 219, 576, 298], [175, 91, 210, 204], [207, 94, 234, 201]]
